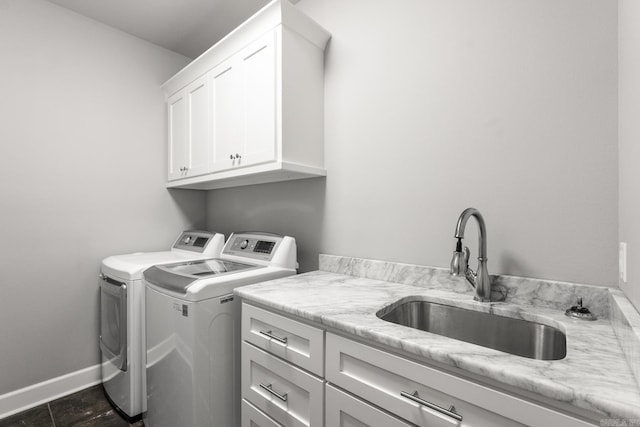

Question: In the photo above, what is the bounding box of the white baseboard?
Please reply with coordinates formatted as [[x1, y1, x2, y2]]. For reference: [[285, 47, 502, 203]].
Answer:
[[0, 364, 101, 420]]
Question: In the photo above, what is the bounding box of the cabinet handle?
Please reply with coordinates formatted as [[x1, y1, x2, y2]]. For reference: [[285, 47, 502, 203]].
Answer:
[[400, 390, 463, 422], [259, 383, 288, 402], [259, 330, 288, 344]]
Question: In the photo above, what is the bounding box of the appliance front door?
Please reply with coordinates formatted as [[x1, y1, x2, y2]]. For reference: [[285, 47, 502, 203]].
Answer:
[[99, 274, 128, 371]]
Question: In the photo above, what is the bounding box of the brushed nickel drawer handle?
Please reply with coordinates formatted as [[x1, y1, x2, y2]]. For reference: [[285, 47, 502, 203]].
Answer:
[[400, 390, 463, 422], [259, 330, 288, 344], [259, 383, 288, 402]]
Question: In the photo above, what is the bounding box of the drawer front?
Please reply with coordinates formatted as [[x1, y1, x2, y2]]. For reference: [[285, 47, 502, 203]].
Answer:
[[242, 342, 324, 427], [326, 333, 593, 427], [242, 303, 324, 375], [242, 399, 283, 427], [326, 384, 413, 427]]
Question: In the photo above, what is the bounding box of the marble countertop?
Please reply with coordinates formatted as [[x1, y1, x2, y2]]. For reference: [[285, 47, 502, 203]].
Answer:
[[236, 269, 640, 421]]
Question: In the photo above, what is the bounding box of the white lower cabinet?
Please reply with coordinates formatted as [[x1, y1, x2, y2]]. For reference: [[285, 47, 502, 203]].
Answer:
[[240, 304, 596, 427]]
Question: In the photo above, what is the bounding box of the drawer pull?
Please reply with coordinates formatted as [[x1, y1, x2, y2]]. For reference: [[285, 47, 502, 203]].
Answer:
[[400, 390, 463, 422], [259, 330, 288, 345], [259, 383, 288, 402]]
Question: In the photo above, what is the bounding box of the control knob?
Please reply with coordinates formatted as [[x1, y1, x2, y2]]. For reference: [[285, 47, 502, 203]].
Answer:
[[240, 239, 249, 250]]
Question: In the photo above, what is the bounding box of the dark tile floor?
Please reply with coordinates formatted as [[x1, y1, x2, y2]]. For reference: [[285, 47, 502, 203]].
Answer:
[[0, 385, 143, 427]]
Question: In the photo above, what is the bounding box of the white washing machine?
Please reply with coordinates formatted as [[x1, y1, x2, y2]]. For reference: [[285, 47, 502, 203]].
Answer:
[[143, 232, 297, 427], [99, 230, 225, 422]]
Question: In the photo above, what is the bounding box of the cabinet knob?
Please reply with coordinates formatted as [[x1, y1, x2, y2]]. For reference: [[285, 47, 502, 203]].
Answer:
[[230, 154, 234, 160], [235, 153, 241, 159]]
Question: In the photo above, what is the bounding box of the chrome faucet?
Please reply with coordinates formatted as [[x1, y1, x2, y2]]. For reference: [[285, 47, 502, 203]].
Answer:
[[450, 208, 493, 302]]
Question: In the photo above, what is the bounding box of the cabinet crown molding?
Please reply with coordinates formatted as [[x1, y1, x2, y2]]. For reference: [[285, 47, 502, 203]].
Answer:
[[162, 0, 330, 98]]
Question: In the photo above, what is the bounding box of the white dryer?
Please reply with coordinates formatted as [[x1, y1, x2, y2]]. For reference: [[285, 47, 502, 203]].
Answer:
[[143, 232, 297, 427], [99, 230, 225, 422]]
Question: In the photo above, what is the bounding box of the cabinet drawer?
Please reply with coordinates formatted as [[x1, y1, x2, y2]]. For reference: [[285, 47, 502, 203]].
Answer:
[[242, 398, 283, 427], [326, 333, 593, 427], [242, 342, 324, 427], [242, 303, 324, 375], [326, 384, 412, 427]]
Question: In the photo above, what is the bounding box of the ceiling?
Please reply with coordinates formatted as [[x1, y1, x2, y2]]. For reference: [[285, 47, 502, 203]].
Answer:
[[47, 0, 273, 58]]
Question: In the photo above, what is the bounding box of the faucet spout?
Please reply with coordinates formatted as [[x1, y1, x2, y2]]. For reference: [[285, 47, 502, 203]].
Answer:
[[454, 208, 487, 259], [451, 208, 492, 302]]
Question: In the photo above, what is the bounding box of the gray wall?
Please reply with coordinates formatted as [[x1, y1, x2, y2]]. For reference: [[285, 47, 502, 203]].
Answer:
[[619, 0, 640, 310], [208, 0, 619, 286], [0, 0, 205, 395]]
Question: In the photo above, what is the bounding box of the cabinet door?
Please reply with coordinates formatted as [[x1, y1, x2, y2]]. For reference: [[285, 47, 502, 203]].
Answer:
[[185, 75, 211, 177], [239, 31, 277, 167], [167, 90, 187, 181], [326, 384, 412, 427], [211, 58, 242, 172]]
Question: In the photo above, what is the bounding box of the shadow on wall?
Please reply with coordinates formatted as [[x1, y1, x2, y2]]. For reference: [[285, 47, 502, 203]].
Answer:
[[206, 177, 326, 272], [167, 188, 208, 230], [498, 252, 533, 280]]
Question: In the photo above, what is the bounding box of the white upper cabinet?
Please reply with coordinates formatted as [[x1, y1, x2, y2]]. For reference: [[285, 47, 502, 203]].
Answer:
[[163, 0, 330, 190]]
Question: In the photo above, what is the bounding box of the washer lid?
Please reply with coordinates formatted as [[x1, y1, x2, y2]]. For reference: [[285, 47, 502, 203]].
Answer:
[[143, 259, 259, 294]]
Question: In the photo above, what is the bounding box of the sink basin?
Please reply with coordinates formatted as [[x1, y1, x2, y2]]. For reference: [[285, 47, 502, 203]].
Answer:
[[377, 300, 566, 360]]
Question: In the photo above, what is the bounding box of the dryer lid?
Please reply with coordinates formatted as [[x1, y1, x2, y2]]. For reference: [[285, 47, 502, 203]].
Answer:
[[143, 259, 259, 294], [102, 251, 191, 281]]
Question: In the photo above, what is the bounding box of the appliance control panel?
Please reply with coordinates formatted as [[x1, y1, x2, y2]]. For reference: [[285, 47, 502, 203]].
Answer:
[[172, 231, 216, 253], [222, 233, 282, 261]]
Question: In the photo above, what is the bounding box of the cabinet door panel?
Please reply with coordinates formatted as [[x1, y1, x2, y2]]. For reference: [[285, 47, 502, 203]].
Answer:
[[240, 31, 277, 167], [167, 91, 187, 181], [186, 75, 210, 177], [326, 333, 525, 427], [211, 60, 242, 172], [242, 399, 283, 427], [326, 384, 412, 427], [242, 342, 324, 427], [242, 303, 324, 376]]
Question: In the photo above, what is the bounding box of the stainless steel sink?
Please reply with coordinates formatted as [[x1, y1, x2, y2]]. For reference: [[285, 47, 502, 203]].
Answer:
[[377, 300, 566, 360]]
